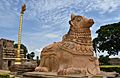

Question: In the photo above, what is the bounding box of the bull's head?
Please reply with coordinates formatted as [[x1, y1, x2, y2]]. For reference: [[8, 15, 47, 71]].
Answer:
[[69, 14, 94, 32]]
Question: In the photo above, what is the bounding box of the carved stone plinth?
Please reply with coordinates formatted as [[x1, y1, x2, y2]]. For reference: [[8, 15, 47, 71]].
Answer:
[[22, 72, 87, 78], [22, 72, 118, 78], [10, 61, 36, 75]]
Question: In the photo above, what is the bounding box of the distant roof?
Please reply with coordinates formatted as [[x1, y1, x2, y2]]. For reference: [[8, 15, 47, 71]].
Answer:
[[0, 38, 14, 42]]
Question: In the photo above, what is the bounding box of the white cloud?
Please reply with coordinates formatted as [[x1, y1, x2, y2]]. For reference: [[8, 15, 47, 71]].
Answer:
[[93, 0, 120, 14], [45, 33, 59, 38], [32, 48, 42, 59], [109, 53, 120, 58], [0, 14, 18, 28], [0, 0, 120, 58], [114, 16, 120, 21], [22, 32, 61, 54], [95, 51, 120, 58]]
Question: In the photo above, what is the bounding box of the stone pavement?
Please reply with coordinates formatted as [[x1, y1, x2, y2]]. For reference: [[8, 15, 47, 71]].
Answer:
[[22, 72, 87, 78]]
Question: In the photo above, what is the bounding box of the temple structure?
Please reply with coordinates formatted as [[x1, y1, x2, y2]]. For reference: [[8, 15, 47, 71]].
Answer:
[[0, 38, 25, 70]]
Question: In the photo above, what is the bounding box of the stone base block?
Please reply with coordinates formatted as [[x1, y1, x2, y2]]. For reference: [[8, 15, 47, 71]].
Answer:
[[22, 72, 87, 78], [22, 72, 115, 78]]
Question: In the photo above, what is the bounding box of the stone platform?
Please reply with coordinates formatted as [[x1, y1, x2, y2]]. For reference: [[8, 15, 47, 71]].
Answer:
[[22, 72, 87, 78], [22, 72, 117, 78]]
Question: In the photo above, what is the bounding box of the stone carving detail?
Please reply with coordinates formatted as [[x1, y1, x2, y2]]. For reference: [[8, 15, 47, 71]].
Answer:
[[35, 14, 100, 76]]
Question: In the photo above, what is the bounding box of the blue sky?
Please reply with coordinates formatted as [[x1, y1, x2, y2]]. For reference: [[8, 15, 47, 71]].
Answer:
[[0, 0, 120, 58]]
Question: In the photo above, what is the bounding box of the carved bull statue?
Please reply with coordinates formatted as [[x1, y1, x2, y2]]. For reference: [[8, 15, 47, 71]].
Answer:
[[35, 14, 100, 76]]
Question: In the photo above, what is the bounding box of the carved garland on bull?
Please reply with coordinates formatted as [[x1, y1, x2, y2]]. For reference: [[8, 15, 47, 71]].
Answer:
[[60, 14, 94, 55]]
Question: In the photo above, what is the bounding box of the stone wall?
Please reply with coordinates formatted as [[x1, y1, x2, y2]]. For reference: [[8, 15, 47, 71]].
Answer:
[[0, 38, 14, 48], [2, 58, 27, 70], [6, 41, 14, 48], [2, 60, 8, 70], [2, 48, 24, 58], [109, 58, 120, 65], [2, 59, 15, 70], [0, 38, 25, 70], [0, 45, 2, 69]]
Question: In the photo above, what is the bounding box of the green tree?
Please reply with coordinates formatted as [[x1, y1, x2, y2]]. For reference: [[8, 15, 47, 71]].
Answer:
[[99, 55, 110, 65], [26, 52, 35, 60], [27, 53, 31, 59], [36, 56, 40, 66], [93, 22, 120, 56], [30, 52, 35, 60], [14, 44, 28, 58]]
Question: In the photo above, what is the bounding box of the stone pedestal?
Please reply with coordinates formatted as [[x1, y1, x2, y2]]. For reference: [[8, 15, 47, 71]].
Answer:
[[22, 72, 118, 78], [22, 72, 88, 78], [10, 61, 37, 75]]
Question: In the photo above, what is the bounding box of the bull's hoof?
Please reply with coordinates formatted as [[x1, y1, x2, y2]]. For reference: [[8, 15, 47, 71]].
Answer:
[[57, 67, 81, 75], [35, 67, 48, 72], [57, 68, 67, 75], [57, 67, 87, 75]]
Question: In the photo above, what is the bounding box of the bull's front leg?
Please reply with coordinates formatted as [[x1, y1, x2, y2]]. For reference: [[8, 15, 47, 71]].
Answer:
[[35, 56, 49, 72]]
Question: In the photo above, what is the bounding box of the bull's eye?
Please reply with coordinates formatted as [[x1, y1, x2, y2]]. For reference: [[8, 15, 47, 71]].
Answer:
[[76, 18, 82, 22]]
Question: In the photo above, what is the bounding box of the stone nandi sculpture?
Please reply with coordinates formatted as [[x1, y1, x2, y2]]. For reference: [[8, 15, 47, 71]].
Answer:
[[35, 14, 100, 76]]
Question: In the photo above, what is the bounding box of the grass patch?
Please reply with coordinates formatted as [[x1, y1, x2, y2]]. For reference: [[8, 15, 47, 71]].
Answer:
[[0, 72, 10, 78], [100, 65, 120, 68], [100, 65, 120, 73]]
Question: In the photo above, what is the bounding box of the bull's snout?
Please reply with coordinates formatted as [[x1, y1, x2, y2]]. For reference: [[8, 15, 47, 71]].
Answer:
[[89, 19, 94, 24]]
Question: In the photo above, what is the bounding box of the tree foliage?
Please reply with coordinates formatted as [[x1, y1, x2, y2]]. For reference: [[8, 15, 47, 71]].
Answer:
[[99, 55, 110, 65], [30, 52, 35, 59], [14, 44, 28, 58], [93, 22, 120, 56], [26, 52, 35, 60], [36, 56, 40, 66], [26, 53, 31, 59]]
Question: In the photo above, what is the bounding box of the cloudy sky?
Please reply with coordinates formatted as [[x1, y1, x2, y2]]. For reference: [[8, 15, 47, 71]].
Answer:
[[0, 0, 120, 58]]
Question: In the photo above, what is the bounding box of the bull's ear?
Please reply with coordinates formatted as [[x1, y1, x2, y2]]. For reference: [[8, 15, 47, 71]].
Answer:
[[69, 20, 74, 26], [71, 13, 75, 20]]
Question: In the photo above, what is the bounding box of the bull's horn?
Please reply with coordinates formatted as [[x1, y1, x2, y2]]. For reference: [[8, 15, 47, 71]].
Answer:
[[71, 13, 75, 20]]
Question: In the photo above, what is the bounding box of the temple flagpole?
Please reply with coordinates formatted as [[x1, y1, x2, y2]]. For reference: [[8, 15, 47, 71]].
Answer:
[[15, 4, 26, 64]]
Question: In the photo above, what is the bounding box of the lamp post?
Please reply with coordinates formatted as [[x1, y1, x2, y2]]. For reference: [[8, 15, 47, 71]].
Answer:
[[15, 4, 26, 64]]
